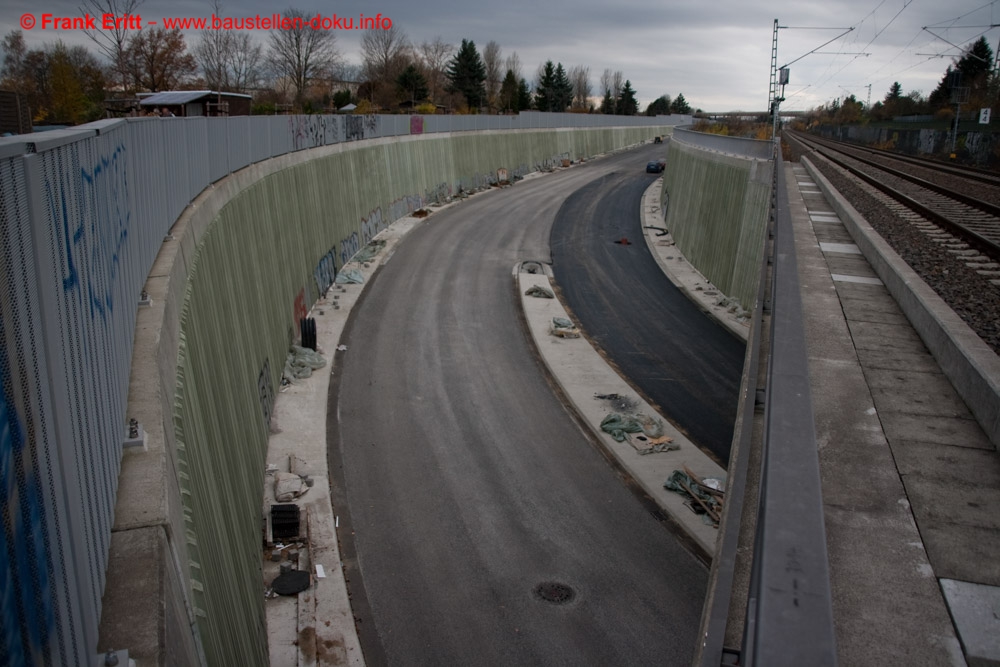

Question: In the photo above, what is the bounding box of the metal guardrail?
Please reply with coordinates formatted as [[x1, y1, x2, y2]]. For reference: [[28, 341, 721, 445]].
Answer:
[[745, 147, 837, 666], [696, 144, 837, 666], [672, 127, 774, 160]]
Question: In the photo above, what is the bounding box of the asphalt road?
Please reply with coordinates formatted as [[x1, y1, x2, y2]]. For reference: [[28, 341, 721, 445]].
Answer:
[[550, 170, 746, 464], [330, 144, 708, 666]]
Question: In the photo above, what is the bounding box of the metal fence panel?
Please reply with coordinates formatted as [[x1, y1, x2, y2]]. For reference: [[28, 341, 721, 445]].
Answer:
[[207, 117, 229, 182], [2, 152, 87, 667], [184, 117, 210, 199], [227, 116, 251, 173], [248, 116, 271, 163]]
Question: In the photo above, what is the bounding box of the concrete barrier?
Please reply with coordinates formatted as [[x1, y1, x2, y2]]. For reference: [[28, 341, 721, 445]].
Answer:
[[661, 137, 773, 311]]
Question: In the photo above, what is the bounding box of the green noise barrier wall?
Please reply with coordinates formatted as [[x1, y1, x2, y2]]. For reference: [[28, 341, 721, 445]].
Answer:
[[173, 126, 672, 666], [661, 139, 773, 310]]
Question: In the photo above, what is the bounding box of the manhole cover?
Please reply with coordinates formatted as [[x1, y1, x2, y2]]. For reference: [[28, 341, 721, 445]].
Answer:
[[272, 570, 310, 596], [534, 582, 575, 604]]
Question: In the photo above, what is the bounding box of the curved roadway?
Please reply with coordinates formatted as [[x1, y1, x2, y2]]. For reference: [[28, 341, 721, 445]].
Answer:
[[330, 144, 707, 666], [550, 171, 745, 464]]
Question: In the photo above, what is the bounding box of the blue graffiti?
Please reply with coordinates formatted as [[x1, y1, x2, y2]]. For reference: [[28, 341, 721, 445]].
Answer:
[[339, 232, 360, 266], [360, 208, 384, 246], [1, 347, 55, 662], [313, 248, 338, 295], [56, 142, 130, 322]]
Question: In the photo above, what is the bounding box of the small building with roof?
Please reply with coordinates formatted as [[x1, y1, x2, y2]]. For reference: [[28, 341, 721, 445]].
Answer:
[[138, 90, 252, 117]]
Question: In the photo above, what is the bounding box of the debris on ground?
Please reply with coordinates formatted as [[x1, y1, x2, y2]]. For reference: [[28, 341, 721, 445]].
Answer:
[[335, 268, 365, 284], [664, 466, 726, 527], [633, 434, 678, 455], [644, 226, 669, 237], [600, 413, 645, 441], [354, 239, 386, 263], [550, 317, 580, 338], [714, 295, 749, 320], [274, 472, 309, 502], [594, 393, 638, 412], [614, 237, 631, 245], [283, 345, 326, 383], [525, 285, 555, 299]]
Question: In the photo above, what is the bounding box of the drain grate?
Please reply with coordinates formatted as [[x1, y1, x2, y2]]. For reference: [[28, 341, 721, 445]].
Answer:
[[534, 582, 575, 604]]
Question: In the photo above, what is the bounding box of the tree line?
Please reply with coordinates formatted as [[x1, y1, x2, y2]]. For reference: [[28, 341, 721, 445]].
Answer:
[[0, 2, 693, 125], [806, 36, 996, 126]]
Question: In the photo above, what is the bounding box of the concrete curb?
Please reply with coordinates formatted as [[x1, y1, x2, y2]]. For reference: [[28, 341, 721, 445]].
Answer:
[[803, 156, 1000, 450], [515, 264, 725, 559]]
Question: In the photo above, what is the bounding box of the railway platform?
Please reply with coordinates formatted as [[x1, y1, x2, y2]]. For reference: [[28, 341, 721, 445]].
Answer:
[[785, 158, 999, 666]]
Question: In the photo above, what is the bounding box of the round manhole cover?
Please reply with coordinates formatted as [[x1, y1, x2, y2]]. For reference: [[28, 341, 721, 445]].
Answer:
[[534, 582, 575, 604]]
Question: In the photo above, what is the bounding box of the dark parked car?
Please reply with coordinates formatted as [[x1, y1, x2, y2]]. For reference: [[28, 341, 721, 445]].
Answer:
[[646, 161, 663, 173]]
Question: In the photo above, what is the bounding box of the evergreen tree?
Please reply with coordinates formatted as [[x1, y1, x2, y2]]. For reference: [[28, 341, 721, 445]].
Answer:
[[929, 37, 994, 110], [879, 82, 903, 120], [552, 63, 573, 111], [446, 39, 486, 109], [517, 78, 532, 111], [645, 94, 671, 116], [396, 64, 428, 105], [499, 69, 519, 111], [928, 66, 955, 109], [600, 88, 615, 114], [618, 80, 638, 115], [534, 60, 556, 111], [669, 92, 691, 114]]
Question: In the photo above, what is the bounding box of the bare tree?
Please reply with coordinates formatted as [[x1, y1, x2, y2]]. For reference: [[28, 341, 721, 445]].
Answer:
[[418, 37, 453, 105], [227, 34, 262, 93], [79, 0, 144, 91], [361, 25, 410, 108], [504, 51, 522, 81], [195, 0, 262, 94], [569, 65, 591, 110], [482, 40, 502, 110], [361, 27, 408, 84], [267, 8, 339, 109]]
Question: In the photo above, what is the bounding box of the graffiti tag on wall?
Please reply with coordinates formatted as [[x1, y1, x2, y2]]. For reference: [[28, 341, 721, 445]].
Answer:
[[0, 353, 56, 663], [314, 247, 337, 296], [345, 115, 379, 142], [339, 232, 360, 267], [56, 141, 130, 322]]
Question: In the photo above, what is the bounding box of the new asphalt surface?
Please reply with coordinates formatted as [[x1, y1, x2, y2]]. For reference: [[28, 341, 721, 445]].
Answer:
[[550, 171, 746, 464], [329, 145, 711, 666]]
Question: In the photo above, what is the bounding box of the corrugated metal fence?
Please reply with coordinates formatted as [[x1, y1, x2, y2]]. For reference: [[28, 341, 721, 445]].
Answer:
[[0, 111, 680, 665]]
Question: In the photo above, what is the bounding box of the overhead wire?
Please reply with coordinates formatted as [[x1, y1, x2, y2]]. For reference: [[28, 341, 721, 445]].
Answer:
[[790, 0, 997, 108]]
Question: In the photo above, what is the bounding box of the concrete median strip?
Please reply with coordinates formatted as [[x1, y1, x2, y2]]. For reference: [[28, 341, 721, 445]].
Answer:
[[515, 262, 725, 558]]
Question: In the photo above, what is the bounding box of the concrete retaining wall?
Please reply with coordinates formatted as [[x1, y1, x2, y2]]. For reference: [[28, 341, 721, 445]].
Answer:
[[103, 125, 675, 666], [660, 138, 773, 310]]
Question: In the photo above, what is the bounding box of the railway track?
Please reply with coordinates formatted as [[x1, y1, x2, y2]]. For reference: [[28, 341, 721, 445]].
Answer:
[[784, 130, 1000, 355], [786, 130, 1000, 263]]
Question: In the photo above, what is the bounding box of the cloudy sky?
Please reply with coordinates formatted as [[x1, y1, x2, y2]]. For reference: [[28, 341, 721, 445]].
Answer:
[[3, 0, 997, 111]]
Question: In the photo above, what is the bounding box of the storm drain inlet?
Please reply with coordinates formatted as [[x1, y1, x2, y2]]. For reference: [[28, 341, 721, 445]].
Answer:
[[534, 582, 575, 604]]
